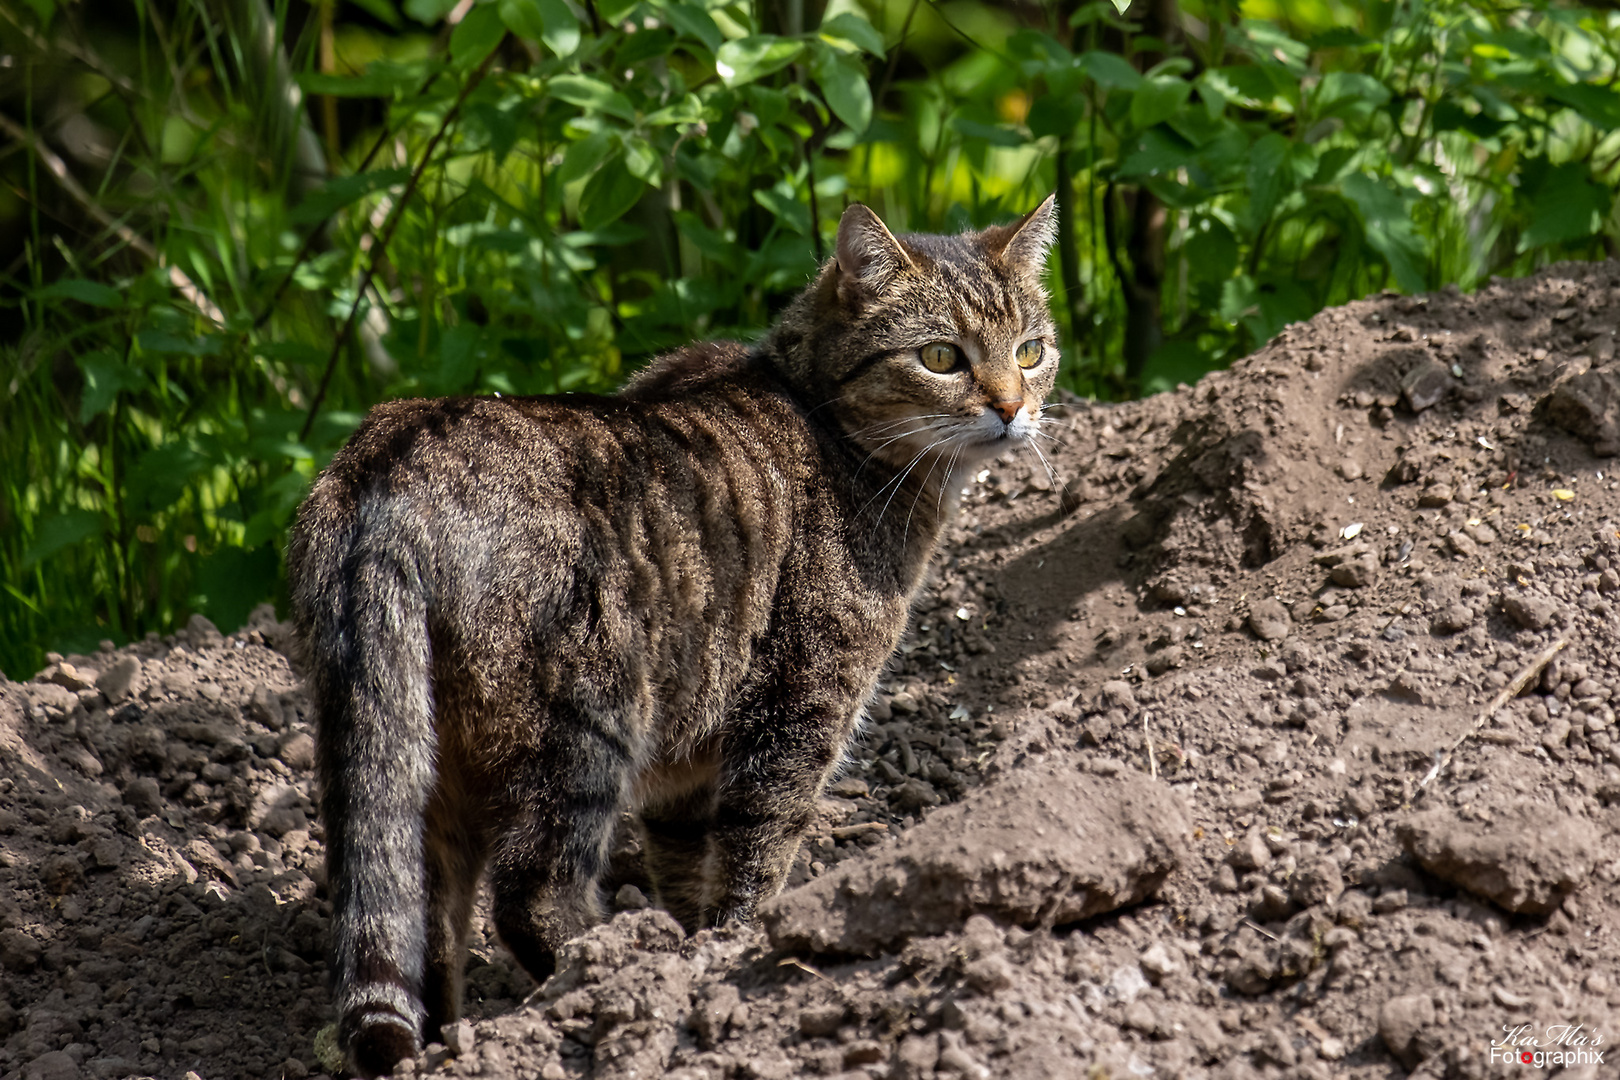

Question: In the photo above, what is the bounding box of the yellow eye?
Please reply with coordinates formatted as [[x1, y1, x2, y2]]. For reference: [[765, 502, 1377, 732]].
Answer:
[[920, 342, 961, 374], [1016, 339, 1044, 369]]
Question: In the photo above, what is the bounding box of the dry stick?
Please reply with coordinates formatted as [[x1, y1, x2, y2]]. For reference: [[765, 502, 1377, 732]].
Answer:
[[1142, 711, 1158, 780], [0, 111, 226, 327], [1418, 634, 1571, 788], [297, 47, 501, 443]]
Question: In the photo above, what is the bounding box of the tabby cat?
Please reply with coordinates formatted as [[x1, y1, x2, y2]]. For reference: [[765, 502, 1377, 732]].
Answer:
[[286, 197, 1059, 1077]]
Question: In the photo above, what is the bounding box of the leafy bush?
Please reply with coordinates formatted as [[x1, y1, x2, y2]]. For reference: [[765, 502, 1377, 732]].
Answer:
[[2, 0, 1618, 676]]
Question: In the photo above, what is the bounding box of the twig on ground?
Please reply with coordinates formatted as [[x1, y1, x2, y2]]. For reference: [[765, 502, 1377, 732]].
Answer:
[[1418, 634, 1570, 788], [829, 821, 888, 840], [1143, 711, 1157, 780]]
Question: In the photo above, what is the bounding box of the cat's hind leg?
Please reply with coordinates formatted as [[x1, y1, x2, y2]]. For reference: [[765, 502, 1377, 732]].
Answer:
[[421, 775, 489, 1045], [637, 783, 717, 932], [488, 701, 635, 984]]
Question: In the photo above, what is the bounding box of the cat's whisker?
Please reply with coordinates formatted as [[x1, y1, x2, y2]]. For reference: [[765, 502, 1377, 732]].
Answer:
[[1027, 439, 1062, 492], [867, 437, 950, 527], [853, 425, 941, 486]]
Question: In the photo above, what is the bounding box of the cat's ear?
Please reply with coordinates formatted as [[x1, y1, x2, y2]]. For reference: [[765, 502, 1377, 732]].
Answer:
[[985, 194, 1058, 275], [836, 203, 913, 298]]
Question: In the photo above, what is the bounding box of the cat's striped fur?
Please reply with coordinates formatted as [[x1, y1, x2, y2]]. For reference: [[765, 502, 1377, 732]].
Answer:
[[286, 198, 1060, 1077]]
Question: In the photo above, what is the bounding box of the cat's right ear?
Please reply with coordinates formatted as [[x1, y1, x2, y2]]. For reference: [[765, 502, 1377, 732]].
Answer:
[[836, 203, 912, 300]]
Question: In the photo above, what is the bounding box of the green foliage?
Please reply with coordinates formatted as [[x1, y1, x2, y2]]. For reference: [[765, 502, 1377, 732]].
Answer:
[[3, 0, 1620, 677]]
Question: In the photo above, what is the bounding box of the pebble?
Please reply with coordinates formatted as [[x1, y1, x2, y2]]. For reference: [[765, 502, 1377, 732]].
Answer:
[[445, 1019, 475, 1057], [1227, 827, 1271, 872], [1377, 993, 1436, 1068], [1398, 803, 1596, 913], [95, 656, 142, 703], [1248, 599, 1292, 641], [1503, 592, 1557, 631]]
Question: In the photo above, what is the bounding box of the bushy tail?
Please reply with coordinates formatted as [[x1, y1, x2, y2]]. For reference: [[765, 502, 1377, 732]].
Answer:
[[291, 506, 436, 1079]]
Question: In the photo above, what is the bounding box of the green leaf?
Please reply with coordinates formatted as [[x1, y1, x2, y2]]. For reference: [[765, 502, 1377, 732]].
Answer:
[[1129, 76, 1190, 131], [349, 0, 404, 29], [289, 167, 410, 225], [404, 0, 458, 24], [126, 441, 208, 516], [623, 137, 661, 183], [660, 2, 722, 54], [1520, 161, 1611, 252], [1080, 50, 1143, 90], [1028, 95, 1084, 139], [549, 74, 637, 120], [22, 509, 102, 570], [579, 157, 646, 229], [644, 94, 707, 126], [753, 182, 811, 234], [449, 3, 505, 70], [76, 348, 146, 423], [501, 0, 578, 56], [557, 130, 618, 186], [715, 35, 803, 88], [297, 64, 423, 97], [811, 46, 872, 134], [819, 12, 884, 56], [1340, 172, 1425, 293], [1247, 132, 1291, 228], [135, 329, 221, 356], [1110, 0, 1131, 12], [34, 278, 122, 307]]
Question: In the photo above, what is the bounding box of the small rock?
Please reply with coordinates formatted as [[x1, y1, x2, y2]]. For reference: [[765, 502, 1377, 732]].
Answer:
[[185, 613, 224, 649], [1337, 459, 1363, 480], [1418, 484, 1453, 507], [1431, 603, 1474, 634], [1289, 859, 1344, 907], [1545, 369, 1620, 453], [23, 1049, 81, 1080], [48, 662, 97, 692], [1139, 942, 1179, 982], [1227, 827, 1272, 872], [889, 691, 920, 715], [1402, 360, 1454, 412], [1099, 680, 1137, 711], [798, 1003, 848, 1037], [0, 928, 43, 971], [1378, 993, 1437, 1069], [614, 883, 650, 911], [1398, 803, 1597, 914], [41, 854, 84, 894], [445, 1019, 475, 1057], [890, 778, 941, 812], [962, 953, 1014, 993], [95, 656, 142, 704], [1447, 530, 1480, 558], [277, 731, 316, 771], [123, 777, 163, 818], [1248, 599, 1292, 642], [1329, 553, 1378, 588], [1145, 645, 1183, 675], [247, 684, 287, 731], [1503, 593, 1557, 631]]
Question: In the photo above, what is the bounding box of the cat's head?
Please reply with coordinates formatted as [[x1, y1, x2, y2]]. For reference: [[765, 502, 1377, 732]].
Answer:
[[772, 197, 1061, 481]]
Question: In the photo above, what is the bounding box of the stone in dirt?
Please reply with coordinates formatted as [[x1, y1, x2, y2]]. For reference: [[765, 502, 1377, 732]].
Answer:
[[1248, 598, 1292, 642], [1545, 368, 1620, 455], [1397, 802, 1598, 914], [95, 655, 142, 703], [1401, 360, 1454, 413], [1502, 592, 1558, 631], [1377, 993, 1438, 1069], [761, 759, 1187, 955]]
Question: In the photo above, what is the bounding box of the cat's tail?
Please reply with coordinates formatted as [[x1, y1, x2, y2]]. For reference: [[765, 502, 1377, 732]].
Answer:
[[289, 495, 436, 1079]]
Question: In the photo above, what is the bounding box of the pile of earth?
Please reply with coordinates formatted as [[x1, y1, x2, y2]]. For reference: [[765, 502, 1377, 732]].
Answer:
[[2, 258, 1619, 1080]]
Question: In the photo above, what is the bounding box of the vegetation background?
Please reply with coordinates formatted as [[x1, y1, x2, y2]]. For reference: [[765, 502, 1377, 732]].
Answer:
[[3, 0, 1620, 678]]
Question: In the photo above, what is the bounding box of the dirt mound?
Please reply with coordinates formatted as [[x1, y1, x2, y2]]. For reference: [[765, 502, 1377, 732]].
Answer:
[[4, 261, 1620, 1080]]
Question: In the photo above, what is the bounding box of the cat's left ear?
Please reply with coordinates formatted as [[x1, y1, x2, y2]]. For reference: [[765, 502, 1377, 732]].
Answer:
[[984, 194, 1058, 275]]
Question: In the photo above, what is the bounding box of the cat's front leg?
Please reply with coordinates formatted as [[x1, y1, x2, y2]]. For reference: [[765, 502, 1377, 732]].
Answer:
[[708, 702, 852, 925]]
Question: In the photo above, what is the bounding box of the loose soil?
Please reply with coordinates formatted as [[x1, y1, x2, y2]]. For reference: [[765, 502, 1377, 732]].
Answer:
[[4, 261, 1620, 1080]]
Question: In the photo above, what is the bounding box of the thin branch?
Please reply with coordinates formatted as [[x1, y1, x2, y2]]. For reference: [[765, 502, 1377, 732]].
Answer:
[[298, 46, 503, 442], [1418, 635, 1571, 788], [0, 111, 225, 326]]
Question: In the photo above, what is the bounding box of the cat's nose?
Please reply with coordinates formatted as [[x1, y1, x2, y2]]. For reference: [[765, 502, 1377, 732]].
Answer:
[[990, 400, 1023, 424]]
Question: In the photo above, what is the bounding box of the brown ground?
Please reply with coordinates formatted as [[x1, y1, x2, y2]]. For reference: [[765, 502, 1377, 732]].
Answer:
[[4, 261, 1620, 1080]]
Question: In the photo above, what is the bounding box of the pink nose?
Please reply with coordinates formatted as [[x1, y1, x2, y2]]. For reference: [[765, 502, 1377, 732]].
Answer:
[[990, 400, 1023, 424]]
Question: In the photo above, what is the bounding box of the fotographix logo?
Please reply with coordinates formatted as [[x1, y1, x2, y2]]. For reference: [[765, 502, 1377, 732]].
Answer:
[[1489, 1023, 1606, 1069]]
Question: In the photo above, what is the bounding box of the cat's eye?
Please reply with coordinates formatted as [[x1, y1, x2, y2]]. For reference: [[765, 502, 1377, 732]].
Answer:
[[919, 342, 962, 374], [1016, 340, 1044, 369]]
